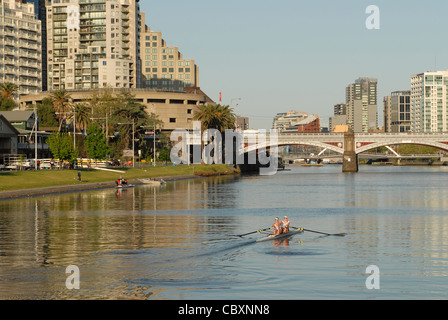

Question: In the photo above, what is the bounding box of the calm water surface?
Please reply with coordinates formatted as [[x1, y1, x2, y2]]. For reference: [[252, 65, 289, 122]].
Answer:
[[1, 165, 448, 300]]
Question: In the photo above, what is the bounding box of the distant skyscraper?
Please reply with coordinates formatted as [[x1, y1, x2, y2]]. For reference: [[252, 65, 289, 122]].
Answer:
[[345, 77, 378, 132], [140, 13, 199, 91], [25, 0, 47, 91], [411, 71, 448, 132], [0, 0, 42, 96], [383, 95, 392, 132], [46, 0, 142, 91]]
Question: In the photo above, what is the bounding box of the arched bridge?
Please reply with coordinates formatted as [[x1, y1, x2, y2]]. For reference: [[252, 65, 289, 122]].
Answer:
[[242, 132, 448, 172], [243, 132, 448, 154]]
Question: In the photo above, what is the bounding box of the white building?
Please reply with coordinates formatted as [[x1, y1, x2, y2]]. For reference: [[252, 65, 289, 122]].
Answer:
[[411, 70, 448, 132], [0, 0, 42, 96], [272, 110, 308, 133]]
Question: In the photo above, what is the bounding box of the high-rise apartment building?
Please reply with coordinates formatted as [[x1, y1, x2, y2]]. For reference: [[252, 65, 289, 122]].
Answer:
[[46, 0, 142, 91], [383, 95, 392, 132], [411, 70, 448, 132], [140, 13, 199, 91], [345, 77, 378, 132], [384, 91, 410, 133], [0, 0, 42, 96], [26, 0, 47, 91]]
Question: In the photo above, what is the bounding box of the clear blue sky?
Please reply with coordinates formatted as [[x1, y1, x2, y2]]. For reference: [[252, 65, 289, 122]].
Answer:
[[141, 0, 448, 129]]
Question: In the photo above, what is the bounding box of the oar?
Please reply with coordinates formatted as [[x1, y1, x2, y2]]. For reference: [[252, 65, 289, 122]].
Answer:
[[292, 226, 346, 237], [235, 227, 271, 237]]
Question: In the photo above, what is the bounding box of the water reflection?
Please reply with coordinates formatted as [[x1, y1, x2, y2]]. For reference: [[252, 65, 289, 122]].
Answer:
[[1, 167, 448, 299], [0, 175, 240, 214]]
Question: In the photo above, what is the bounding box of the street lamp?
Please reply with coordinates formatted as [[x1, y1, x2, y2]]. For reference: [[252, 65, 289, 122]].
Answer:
[[117, 119, 135, 168], [231, 98, 242, 131]]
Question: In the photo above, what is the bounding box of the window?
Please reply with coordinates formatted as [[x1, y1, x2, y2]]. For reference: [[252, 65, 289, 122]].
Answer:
[[169, 118, 176, 123]]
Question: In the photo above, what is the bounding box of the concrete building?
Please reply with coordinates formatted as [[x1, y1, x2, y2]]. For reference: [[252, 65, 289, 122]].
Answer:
[[297, 114, 320, 133], [345, 77, 378, 132], [19, 88, 214, 131], [384, 91, 411, 133], [329, 103, 347, 132], [46, 0, 142, 91], [0, 0, 42, 96], [235, 116, 249, 132], [383, 95, 392, 132], [140, 13, 199, 91], [26, 0, 47, 91], [272, 110, 308, 133], [411, 70, 448, 132]]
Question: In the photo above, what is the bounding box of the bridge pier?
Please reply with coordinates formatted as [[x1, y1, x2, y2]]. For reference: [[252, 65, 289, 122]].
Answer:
[[342, 132, 358, 173]]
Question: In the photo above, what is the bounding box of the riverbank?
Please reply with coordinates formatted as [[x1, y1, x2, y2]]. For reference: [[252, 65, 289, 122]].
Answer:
[[0, 164, 238, 200]]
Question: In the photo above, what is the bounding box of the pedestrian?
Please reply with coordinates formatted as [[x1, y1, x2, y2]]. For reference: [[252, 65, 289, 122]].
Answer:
[[78, 171, 81, 181]]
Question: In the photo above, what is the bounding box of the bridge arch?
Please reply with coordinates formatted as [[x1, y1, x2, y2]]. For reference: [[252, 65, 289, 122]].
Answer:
[[355, 139, 448, 154], [242, 133, 345, 154], [243, 141, 344, 155]]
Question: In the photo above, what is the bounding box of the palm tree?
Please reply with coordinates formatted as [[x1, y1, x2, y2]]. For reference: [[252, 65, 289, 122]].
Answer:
[[69, 103, 91, 134], [50, 89, 72, 131], [0, 82, 18, 100], [111, 90, 150, 152], [193, 104, 236, 163], [193, 104, 236, 133]]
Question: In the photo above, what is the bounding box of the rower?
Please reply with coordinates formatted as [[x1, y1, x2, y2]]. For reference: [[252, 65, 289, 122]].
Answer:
[[282, 216, 290, 233], [272, 217, 282, 236]]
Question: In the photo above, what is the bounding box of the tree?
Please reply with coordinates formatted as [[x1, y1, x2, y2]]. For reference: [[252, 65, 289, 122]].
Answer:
[[36, 98, 58, 127], [0, 82, 18, 111], [72, 103, 91, 134], [193, 104, 236, 162], [85, 123, 110, 160], [0, 82, 18, 100], [193, 104, 236, 132], [50, 89, 72, 130], [110, 90, 151, 155], [0, 97, 16, 111], [47, 132, 77, 168]]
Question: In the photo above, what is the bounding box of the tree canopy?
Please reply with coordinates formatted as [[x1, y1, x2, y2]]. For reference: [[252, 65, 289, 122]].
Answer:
[[85, 123, 110, 160], [193, 104, 236, 132]]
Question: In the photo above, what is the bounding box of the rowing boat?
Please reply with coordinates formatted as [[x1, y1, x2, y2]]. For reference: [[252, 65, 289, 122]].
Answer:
[[256, 228, 304, 242], [115, 184, 135, 189]]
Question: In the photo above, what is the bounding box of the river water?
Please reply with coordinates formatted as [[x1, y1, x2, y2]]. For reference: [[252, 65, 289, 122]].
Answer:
[[1, 165, 448, 300]]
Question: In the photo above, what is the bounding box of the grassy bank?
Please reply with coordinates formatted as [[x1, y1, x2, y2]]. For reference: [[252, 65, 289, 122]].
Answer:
[[0, 164, 238, 192]]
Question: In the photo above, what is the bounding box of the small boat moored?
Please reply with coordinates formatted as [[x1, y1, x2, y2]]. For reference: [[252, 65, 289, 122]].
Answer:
[[138, 178, 166, 186]]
